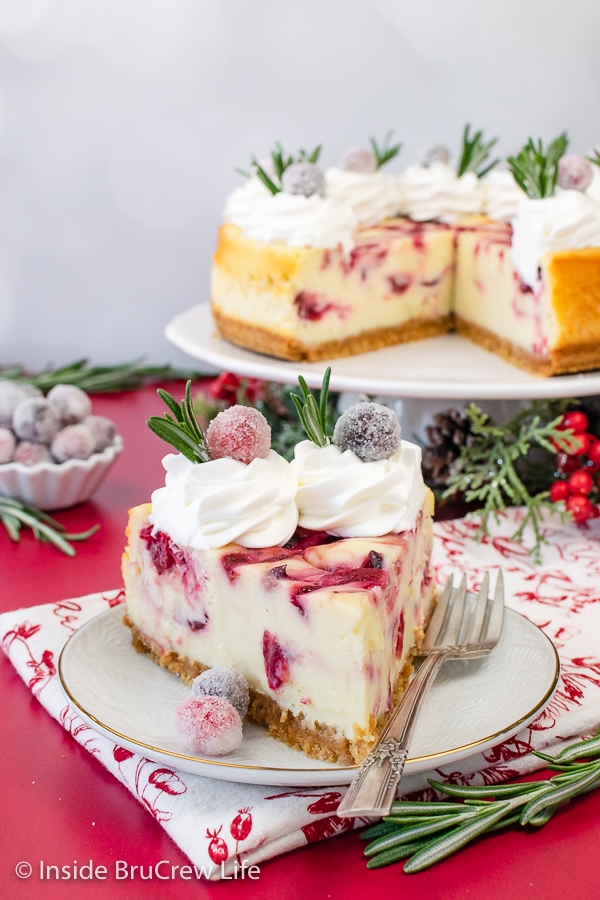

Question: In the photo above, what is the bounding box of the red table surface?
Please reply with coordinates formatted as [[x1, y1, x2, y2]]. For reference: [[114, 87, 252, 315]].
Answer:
[[1, 381, 599, 900]]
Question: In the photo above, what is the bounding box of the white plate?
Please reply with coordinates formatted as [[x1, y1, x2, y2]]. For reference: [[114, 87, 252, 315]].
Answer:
[[166, 304, 600, 401], [58, 604, 559, 787]]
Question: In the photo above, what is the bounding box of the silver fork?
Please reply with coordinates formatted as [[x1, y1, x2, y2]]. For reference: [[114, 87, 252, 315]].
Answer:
[[336, 570, 505, 819]]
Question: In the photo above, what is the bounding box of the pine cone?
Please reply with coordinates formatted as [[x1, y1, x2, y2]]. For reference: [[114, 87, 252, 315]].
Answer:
[[422, 408, 474, 489]]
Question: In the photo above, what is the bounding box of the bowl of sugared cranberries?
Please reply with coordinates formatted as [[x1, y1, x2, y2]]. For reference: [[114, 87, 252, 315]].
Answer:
[[0, 381, 123, 510]]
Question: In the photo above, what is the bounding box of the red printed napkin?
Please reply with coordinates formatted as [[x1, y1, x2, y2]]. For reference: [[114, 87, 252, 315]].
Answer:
[[2, 508, 600, 879]]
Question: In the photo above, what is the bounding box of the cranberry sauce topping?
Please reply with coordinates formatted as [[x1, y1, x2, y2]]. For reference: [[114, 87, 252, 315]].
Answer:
[[294, 291, 348, 321], [140, 525, 184, 575], [288, 566, 388, 604], [283, 527, 336, 553], [262, 631, 290, 690], [341, 242, 388, 276]]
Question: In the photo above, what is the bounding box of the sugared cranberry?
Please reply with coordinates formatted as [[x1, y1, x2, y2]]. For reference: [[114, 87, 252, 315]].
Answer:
[[557, 155, 593, 192], [206, 405, 271, 464], [281, 162, 325, 198], [333, 401, 402, 462]]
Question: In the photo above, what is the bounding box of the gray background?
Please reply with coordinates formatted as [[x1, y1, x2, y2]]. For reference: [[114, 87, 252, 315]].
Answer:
[[1, 0, 599, 371]]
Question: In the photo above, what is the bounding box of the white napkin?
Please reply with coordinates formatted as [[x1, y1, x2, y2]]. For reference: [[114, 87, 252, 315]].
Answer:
[[2, 508, 600, 879]]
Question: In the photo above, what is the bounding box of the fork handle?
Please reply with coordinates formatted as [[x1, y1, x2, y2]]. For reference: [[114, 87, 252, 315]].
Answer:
[[337, 650, 449, 818]]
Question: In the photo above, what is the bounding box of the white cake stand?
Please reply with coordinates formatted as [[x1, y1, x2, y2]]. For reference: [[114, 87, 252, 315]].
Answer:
[[166, 303, 600, 437]]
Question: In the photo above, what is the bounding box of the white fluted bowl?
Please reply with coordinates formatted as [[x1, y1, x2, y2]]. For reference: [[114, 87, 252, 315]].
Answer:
[[0, 436, 123, 511]]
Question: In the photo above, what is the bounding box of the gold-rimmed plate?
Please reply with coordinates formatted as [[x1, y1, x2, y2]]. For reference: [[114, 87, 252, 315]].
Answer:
[[58, 603, 559, 787]]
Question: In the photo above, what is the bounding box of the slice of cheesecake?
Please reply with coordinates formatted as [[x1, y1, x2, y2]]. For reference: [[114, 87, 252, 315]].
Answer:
[[122, 493, 435, 766]]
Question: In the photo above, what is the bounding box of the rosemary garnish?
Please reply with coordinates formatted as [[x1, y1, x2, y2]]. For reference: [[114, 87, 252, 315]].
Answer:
[[507, 132, 569, 199], [361, 725, 600, 872], [457, 124, 499, 178], [290, 367, 333, 447], [587, 148, 600, 170], [0, 358, 205, 394], [0, 496, 100, 556], [250, 142, 323, 195], [370, 131, 402, 170], [442, 401, 576, 562], [147, 380, 210, 463]]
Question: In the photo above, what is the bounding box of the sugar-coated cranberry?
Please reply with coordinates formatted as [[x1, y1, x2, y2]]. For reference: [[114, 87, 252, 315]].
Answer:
[[422, 145, 451, 167], [50, 424, 95, 462], [340, 146, 377, 173], [566, 494, 595, 524], [12, 397, 60, 444], [13, 440, 52, 466], [191, 666, 250, 719], [281, 162, 325, 198], [206, 405, 271, 464], [333, 401, 402, 462], [175, 696, 243, 756], [558, 411, 589, 433], [83, 414, 117, 452], [0, 426, 16, 463], [549, 480, 569, 502], [47, 383, 92, 425], [567, 469, 594, 496], [557, 155, 593, 192], [0, 381, 36, 427]]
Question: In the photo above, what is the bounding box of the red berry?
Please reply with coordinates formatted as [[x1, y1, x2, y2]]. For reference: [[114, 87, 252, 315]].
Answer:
[[206, 405, 271, 464], [567, 469, 594, 496], [549, 481, 569, 502], [556, 452, 581, 474], [589, 504, 600, 519], [566, 495, 594, 523], [559, 411, 589, 433], [588, 439, 600, 468]]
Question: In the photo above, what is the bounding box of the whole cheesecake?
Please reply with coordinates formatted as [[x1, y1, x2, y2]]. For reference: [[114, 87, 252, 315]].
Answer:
[[122, 387, 436, 765]]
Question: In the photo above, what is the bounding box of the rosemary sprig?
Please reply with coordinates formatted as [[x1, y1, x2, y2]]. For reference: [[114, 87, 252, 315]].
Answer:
[[587, 148, 600, 170], [442, 401, 577, 562], [370, 131, 402, 170], [457, 124, 499, 178], [0, 358, 205, 394], [361, 726, 600, 873], [507, 132, 569, 199], [251, 142, 323, 195], [289, 367, 333, 447], [147, 380, 210, 463], [0, 496, 100, 556]]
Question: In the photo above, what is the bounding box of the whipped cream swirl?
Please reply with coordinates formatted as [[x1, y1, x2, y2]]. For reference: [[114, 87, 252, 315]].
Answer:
[[325, 167, 402, 226], [511, 190, 600, 288], [150, 451, 298, 550], [223, 178, 357, 253], [400, 162, 483, 222], [481, 169, 522, 222], [291, 439, 426, 537]]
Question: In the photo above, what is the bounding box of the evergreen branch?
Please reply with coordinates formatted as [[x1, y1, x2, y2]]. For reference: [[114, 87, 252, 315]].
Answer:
[[289, 368, 333, 447], [457, 124, 500, 178], [250, 142, 324, 195], [0, 358, 206, 393], [588, 148, 600, 170]]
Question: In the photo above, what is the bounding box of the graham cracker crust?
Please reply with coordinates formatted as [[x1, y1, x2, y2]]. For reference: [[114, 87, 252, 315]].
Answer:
[[211, 307, 453, 363], [124, 613, 421, 766]]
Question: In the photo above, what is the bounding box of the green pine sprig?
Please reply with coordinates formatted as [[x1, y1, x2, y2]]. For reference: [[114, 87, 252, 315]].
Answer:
[[370, 131, 403, 170], [0, 496, 100, 556], [457, 124, 499, 178], [290, 367, 333, 447], [361, 725, 600, 873], [441, 401, 577, 562], [0, 358, 205, 394], [250, 142, 323, 195], [507, 132, 569, 199], [147, 380, 210, 463]]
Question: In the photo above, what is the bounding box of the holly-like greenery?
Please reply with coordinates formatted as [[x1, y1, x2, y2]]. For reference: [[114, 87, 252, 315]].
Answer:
[[361, 725, 600, 873], [507, 132, 569, 199], [457, 124, 499, 178]]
